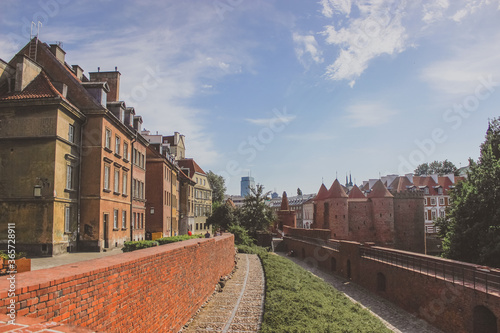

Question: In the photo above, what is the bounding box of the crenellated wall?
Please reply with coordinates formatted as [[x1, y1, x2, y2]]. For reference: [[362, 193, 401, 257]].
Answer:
[[0, 234, 235, 333]]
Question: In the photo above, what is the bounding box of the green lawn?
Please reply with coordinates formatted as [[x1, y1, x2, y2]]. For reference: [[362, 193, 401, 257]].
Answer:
[[238, 246, 391, 333]]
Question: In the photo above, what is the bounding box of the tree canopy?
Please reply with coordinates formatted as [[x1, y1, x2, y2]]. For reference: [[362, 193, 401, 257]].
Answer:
[[437, 118, 500, 268], [206, 171, 226, 204], [239, 185, 276, 235], [414, 160, 457, 176]]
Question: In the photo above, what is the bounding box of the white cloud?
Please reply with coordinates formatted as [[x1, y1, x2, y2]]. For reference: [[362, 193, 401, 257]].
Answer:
[[292, 32, 324, 68], [450, 0, 499, 22], [320, 0, 352, 17], [321, 0, 408, 84], [345, 102, 398, 127], [422, 0, 449, 24], [245, 115, 296, 126], [420, 34, 500, 97]]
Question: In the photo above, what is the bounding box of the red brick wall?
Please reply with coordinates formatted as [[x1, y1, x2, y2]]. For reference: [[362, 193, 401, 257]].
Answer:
[[283, 235, 500, 333], [0, 235, 235, 333]]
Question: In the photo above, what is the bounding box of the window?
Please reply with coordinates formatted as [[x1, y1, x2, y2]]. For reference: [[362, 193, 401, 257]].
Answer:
[[440, 210, 445, 218], [115, 136, 121, 155], [105, 129, 111, 149], [132, 213, 136, 230], [431, 210, 437, 219], [64, 206, 70, 232], [431, 198, 436, 205], [113, 209, 119, 229], [424, 187, 429, 194], [122, 172, 128, 195], [104, 164, 110, 190], [439, 198, 445, 205], [122, 210, 127, 229], [141, 213, 144, 228], [68, 124, 75, 143], [66, 165, 73, 190], [133, 148, 137, 164], [438, 188, 443, 195], [123, 142, 129, 160], [114, 169, 120, 193]]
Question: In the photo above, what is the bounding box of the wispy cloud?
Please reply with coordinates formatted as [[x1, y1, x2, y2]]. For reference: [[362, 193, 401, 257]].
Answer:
[[345, 102, 398, 127], [292, 32, 324, 69], [245, 115, 296, 126]]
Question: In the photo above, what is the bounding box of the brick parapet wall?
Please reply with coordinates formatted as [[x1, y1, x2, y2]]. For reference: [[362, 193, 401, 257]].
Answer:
[[283, 225, 330, 240], [284, 235, 500, 333], [0, 234, 235, 332]]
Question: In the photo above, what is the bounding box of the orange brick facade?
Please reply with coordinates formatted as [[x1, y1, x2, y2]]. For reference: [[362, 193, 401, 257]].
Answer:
[[0, 234, 235, 332]]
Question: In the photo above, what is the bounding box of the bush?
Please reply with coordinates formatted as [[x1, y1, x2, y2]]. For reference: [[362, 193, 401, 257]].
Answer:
[[236, 244, 269, 256], [228, 224, 254, 246], [156, 234, 203, 245], [0, 250, 27, 260], [122, 240, 159, 252]]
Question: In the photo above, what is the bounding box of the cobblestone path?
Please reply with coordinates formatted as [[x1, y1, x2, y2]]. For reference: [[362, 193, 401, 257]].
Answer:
[[182, 254, 265, 333], [278, 253, 444, 333]]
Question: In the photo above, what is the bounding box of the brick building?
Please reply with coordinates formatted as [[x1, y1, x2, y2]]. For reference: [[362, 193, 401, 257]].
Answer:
[[270, 193, 315, 229], [0, 38, 148, 254], [312, 179, 425, 253]]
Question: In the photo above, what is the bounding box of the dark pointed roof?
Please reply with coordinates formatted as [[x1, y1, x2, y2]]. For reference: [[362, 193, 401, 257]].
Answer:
[[280, 191, 289, 210], [314, 183, 329, 201], [368, 180, 393, 198], [0, 71, 62, 101], [328, 179, 348, 198], [348, 185, 366, 199], [389, 176, 413, 193]]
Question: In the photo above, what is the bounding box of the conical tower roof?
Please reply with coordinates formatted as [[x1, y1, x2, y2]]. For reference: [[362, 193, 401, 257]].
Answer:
[[368, 180, 393, 198], [348, 185, 366, 199], [328, 179, 348, 198], [314, 183, 329, 201], [280, 191, 290, 210]]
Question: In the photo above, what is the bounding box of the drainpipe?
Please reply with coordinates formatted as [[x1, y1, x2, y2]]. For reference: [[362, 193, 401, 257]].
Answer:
[[130, 133, 137, 241], [76, 114, 87, 252], [170, 163, 174, 237]]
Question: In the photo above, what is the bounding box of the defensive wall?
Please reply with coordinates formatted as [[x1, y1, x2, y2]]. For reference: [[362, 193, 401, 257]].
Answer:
[[283, 226, 500, 333], [0, 234, 235, 332]]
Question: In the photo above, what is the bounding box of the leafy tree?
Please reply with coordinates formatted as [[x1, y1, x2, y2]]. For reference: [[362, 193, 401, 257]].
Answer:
[[414, 160, 457, 176], [206, 200, 238, 232], [297, 188, 302, 196], [439, 118, 500, 268], [239, 185, 276, 235], [206, 171, 226, 204]]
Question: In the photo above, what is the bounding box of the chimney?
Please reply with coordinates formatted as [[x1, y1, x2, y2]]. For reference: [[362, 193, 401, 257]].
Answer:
[[72, 65, 84, 80], [49, 44, 66, 64], [88, 70, 120, 102]]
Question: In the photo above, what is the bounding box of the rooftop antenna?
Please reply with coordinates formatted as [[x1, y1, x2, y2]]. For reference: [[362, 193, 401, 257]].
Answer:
[[29, 21, 42, 62]]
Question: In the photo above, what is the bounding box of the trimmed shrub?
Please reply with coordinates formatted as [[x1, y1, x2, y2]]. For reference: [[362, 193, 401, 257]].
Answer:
[[122, 240, 159, 252], [228, 224, 254, 246], [156, 234, 203, 245]]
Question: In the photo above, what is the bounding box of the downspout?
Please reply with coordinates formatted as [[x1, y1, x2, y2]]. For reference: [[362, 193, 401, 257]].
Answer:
[[77, 114, 87, 252], [130, 133, 137, 241], [170, 163, 174, 237]]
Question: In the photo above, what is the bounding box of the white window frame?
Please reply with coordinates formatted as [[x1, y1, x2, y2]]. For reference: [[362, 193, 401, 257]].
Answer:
[[122, 172, 128, 195], [114, 169, 120, 193], [64, 206, 71, 233], [66, 165, 73, 190], [105, 129, 111, 149], [439, 198, 445, 205], [115, 136, 121, 155], [431, 198, 436, 205], [104, 164, 110, 190], [113, 209, 119, 229], [68, 124, 75, 143], [123, 142, 129, 160], [122, 210, 127, 229]]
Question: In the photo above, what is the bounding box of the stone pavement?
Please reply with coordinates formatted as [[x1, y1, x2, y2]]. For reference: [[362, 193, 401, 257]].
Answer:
[[182, 254, 265, 333], [30, 248, 123, 270], [278, 253, 444, 333]]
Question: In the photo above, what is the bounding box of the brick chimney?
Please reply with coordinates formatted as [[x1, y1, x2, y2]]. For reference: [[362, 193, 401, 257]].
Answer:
[[88, 69, 120, 102]]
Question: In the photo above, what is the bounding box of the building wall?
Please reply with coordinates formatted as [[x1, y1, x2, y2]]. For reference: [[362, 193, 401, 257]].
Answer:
[[393, 192, 425, 253], [348, 199, 375, 241], [193, 172, 212, 234], [283, 231, 500, 333], [145, 159, 167, 236], [0, 234, 235, 333], [131, 139, 147, 241]]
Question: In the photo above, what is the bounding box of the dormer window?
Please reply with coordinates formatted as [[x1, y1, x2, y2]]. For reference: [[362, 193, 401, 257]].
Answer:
[[424, 187, 429, 194]]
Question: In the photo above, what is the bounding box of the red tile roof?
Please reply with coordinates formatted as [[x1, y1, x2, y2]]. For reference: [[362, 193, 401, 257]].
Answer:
[[348, 185, 366, 199], [389, 176, 413, 193], [0, 71, 63, 101], [368, 180, 393, 198], [177, 158, 206, 179], [314, 183, 329, 201], [328, 179, 348, 198]]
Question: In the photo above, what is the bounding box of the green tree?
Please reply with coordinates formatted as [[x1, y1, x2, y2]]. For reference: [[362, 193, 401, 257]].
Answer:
[[414, 160, 457, 176], [206, 171, 226, 204], [239, 185, 276, 235], [206, 201, 238, 232], [439, 118, 500, 267]]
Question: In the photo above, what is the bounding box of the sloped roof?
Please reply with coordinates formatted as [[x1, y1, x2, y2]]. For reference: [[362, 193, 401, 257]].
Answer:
[[368, 180, 393, 198], [280, 191, 289, 210], [348, 185, 366, 199], [328, 179, 348, 198], [389, 176, 413, 193], [177, 158, 206, 179], [314, 183, 329, 201], [0, 71, 62, 101]]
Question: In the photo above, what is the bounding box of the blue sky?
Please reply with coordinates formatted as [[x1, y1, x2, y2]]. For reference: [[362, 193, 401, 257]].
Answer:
[[1, 0, 500, 195]]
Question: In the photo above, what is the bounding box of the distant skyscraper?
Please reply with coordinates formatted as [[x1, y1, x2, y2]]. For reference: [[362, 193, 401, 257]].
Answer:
[[241, 176, 255, 197]]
